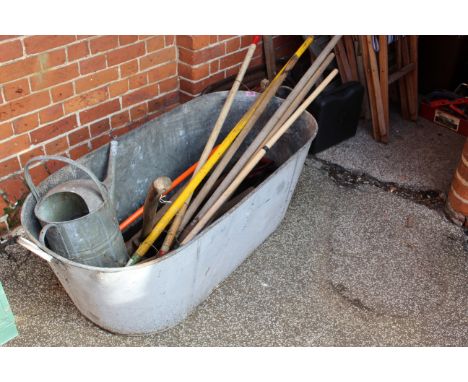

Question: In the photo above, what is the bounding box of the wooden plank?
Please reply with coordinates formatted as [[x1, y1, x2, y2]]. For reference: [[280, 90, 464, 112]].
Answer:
[[401, 36, 417, 120], [388, 63, 415, 84], [395, 37, 410, 120], [365, 35, 388, 142], [359, 35, 382, 141], [334, 38, 352, 82], [343, 36, 359, 81], [408, 35, 419, 120], [355, 37, 371, 119], [263, 36, 276, 81], [378, 35, 390, 131]]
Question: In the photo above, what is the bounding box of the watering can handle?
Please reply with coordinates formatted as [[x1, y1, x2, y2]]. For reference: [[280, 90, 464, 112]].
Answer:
[[38, 223, 57, 248], [39, 222, 75, 257], [24, 155, 109, 203]]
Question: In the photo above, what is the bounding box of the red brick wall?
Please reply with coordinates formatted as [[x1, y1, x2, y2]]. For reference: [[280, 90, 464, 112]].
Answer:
[[0, 35, 301, 229], [447, 139, 468, 225], [177, 35, 300, 100]]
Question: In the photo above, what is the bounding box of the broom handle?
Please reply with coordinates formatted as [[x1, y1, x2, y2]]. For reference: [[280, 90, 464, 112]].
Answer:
[[181, 69, 339, 244], [180, 50, 337, 238], [126, 37, 314, 266], [159, 36, 260, 255]]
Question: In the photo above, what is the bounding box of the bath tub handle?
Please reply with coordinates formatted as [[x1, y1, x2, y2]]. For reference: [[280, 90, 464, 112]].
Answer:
[[17, 236, 53, 263]]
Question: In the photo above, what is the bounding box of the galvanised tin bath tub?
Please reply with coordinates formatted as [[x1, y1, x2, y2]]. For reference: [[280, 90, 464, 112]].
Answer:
[[19, 91, 317, 335]]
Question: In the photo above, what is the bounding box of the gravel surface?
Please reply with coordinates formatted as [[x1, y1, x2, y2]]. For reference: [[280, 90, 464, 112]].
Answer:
[[2, 160, 467, 346], [317, 113, 465, 192]]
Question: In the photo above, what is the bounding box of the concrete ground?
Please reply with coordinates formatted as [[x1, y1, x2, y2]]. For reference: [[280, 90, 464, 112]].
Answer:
[[1, 113, 467, 346]]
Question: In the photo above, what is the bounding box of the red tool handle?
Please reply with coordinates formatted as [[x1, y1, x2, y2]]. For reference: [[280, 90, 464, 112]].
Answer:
[[429, 98, 468, 108]]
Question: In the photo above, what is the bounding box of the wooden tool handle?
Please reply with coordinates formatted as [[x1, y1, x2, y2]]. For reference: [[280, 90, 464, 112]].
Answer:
[[181, 69, 339, 244]]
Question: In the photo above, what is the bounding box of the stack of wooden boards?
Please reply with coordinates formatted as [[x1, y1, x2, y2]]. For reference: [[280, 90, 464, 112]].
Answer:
[[334, 35, 419, 143]]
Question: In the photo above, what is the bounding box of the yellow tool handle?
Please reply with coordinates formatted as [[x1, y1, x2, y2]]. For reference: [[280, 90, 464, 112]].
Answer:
[[127, 36, 313, 266]]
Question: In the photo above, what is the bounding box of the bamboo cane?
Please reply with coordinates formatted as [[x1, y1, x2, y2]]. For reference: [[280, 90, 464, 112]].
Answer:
[[180, 36, 342, 235], [181, 69, 339, 245], [126, 37, 314, 266], [159, 36, 261, 256], [177, 36, 324, 235]]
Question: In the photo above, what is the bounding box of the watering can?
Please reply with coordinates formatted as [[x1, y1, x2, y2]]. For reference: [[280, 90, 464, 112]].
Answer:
[[24, 142, 128, 267]]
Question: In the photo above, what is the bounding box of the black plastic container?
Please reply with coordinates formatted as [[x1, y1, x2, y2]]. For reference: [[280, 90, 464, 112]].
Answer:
[[308, 81, 364, 154], [276, 81, 364, 154]]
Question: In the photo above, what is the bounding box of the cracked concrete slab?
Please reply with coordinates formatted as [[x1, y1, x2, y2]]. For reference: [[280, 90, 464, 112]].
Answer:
[[2, 156, 467, 346], [316, 113, 466, 192]]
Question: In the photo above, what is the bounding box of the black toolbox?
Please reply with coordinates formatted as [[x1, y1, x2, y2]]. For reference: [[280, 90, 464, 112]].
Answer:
[[308, 81, 364, 154]]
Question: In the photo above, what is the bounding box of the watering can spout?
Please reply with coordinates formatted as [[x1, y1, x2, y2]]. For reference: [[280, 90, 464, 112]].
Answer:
[[103, 140, 118, 207]]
